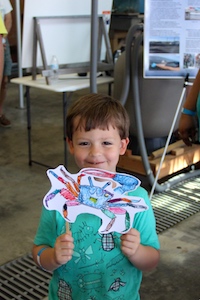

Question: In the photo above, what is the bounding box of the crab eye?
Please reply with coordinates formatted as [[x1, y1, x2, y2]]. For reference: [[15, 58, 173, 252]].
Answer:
[[104, 193, 109, 197]]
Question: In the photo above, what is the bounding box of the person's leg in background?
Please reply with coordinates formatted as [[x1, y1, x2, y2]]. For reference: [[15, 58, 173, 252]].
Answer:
[[0, 37, 12, 127]]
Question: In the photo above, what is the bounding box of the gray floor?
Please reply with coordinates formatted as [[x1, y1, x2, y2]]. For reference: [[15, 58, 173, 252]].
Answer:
[[0, 80, 200, 300]]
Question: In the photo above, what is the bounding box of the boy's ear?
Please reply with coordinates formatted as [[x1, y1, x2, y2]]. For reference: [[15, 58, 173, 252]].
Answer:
[[120, 138, 129, 155], [67, 138, 74, 154]]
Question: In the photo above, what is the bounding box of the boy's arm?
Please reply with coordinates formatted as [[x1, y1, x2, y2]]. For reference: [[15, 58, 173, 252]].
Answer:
[[121, 228, 160, 271], [32, 232, 74, 272], [178, 70, 200, 145], [183, 69, 200, 111], [32, 244, 62, 271]]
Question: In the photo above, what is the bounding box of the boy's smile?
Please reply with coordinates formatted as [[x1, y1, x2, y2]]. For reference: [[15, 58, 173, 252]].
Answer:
[[67, 121, 129, 173]]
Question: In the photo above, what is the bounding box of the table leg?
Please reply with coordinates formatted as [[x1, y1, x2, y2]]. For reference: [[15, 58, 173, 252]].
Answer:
[[26, 86, 32, 166], [108, 82, 113, 96], [63, 92, 73, 167]]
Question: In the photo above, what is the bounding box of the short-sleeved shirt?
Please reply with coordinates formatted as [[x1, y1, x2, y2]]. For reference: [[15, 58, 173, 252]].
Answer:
[[34, 186, 160, 300], [0, 0, 12, 18]]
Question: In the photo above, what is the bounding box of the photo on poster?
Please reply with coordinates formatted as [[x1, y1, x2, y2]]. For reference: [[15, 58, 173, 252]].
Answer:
[[149, 37, 180, 54], [185, 7, 200, 20], [149, 54, 180, 72]]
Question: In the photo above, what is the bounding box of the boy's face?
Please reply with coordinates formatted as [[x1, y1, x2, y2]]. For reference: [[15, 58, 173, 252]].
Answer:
[[67, 118, 129, 173]]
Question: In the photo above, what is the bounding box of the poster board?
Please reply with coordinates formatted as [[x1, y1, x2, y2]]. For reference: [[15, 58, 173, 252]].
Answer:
[[144, 0, 200, 78], [22, 0, 113, 69]]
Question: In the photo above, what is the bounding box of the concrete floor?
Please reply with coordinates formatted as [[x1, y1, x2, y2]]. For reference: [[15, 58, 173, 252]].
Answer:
[[0, 80, 200, 300]]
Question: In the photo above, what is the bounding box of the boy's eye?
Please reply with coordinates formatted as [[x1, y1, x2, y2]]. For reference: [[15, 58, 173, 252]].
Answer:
[[103, 141, 112, 146], [79, 142, 89, 146]]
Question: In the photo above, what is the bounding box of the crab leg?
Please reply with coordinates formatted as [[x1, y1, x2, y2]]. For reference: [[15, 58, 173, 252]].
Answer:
[[49, 170, 79, 197], [108, 197, 142, 205], [60, 167, 81, 193], [45, 189, 61, 206]]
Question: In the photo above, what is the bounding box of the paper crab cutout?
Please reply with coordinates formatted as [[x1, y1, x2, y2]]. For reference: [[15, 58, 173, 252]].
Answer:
[[43, 166, 148, 234]]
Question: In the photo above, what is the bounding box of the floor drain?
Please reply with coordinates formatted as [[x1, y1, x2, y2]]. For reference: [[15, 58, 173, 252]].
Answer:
[[151, 176, 200, 233], [0, 253, 51, 299]]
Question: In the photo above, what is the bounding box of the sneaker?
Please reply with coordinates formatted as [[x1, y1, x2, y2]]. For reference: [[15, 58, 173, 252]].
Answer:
[[0, 114, 11, 128]]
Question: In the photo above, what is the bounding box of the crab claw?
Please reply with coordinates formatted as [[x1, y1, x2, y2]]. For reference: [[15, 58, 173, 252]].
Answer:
[[81, 168, 115, 179]]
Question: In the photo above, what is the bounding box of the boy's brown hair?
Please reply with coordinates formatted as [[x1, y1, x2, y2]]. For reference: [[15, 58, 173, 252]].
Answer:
[[66, 93, 130, 141]]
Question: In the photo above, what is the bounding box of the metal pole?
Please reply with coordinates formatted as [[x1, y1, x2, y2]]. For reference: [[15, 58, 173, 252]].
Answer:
[[149, 77, 193, 199], [15, 0, 24, 108], [90, 0, 98, 93]]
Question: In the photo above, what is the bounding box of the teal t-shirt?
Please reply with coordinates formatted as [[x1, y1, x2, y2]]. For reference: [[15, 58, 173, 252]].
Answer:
[[34, 186, 160, 300]]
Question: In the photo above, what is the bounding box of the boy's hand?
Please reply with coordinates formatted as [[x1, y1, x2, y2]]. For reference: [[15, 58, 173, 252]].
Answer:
[[120, 228, 140, 258], [178, 114, 197, 146], [120, 228, 160, 271], [54, 231, 74, 265]]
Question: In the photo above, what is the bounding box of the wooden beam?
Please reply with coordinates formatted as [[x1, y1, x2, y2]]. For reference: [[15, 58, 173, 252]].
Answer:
[[117, 142, 200, 180]]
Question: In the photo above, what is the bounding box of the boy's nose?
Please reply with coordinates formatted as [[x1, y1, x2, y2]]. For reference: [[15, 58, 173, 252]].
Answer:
[[90, 144, 100, 156]]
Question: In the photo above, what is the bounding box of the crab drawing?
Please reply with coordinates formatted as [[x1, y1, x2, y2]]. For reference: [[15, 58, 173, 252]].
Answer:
[[43, 166, 148, 234]]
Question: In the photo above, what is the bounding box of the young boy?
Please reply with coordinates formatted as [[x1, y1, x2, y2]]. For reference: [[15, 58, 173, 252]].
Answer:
[[32, 93, 160, 300]]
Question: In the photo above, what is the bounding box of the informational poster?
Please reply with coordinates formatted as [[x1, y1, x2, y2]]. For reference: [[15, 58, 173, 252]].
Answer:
[[144, 0, 200, 78]]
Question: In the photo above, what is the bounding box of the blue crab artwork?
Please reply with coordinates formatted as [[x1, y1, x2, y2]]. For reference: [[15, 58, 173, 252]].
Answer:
[[43, 165, 148, 234]]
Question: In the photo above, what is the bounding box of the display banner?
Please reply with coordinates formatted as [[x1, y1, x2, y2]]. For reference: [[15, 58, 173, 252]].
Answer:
[[144, 0, 200, 78]]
